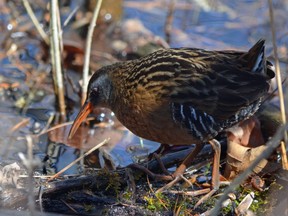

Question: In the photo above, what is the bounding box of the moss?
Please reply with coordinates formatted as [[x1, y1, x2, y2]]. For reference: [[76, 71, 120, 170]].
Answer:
[[96, 169, 122, 196], [122, 190, 133, 200], [204, 163, 212, 176], [237, 184, 278, 214], [221, 203, 233, 215], [144, 193, 170, 212], [83, 204, 95, 212]]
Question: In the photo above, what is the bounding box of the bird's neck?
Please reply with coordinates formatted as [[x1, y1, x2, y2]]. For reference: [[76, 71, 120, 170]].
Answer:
[[107, 61, 134, 107]]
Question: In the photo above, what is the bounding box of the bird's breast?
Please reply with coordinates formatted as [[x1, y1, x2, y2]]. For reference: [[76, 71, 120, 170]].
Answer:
[[112, 95, 203, 145]]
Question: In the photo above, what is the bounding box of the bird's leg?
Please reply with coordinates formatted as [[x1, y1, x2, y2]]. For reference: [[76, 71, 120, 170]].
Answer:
[[151, 143, 205, 177], [149, 144, 170, 159], [171, 144, 204, 178], [194, 139, 221, 209], [155, 144, 205, 193], [153, 143, 205, 183], [152, 153, 171, 176], [129, 144, 204, 182]]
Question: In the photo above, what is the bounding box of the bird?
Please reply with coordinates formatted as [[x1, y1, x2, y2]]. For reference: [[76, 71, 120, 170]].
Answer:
[[69, 39, 274, 206]]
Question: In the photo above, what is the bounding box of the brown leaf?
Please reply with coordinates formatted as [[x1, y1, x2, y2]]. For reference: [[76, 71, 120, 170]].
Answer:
[[224, 116, 269, 180], [226, 116, 264, 148]]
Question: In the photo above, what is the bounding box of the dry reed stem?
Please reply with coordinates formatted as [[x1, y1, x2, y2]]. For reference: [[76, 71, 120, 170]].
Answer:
[[38, 185, 44, 212], [63, 5, 80, 27], [174, 196, 181, 216], [81, 0, 103, 105], [25, 135, 36, 215], [169, 188, 211, 196], [22, 0, 49, 45], [156, 176, 181, 193], [165, 0, 176, 44], [9, 118, 30, 133], [61, 199, 78, 213], [46, 138, 110, 182], [268, 0, 288, 170], [211, 124, 288, 215], [50, 0, 66, 120], [32, 116, 113, 138]]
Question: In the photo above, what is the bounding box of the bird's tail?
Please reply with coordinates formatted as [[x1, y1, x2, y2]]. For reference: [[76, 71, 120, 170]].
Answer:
[[247, 39, 265, 73], [266, 60, 275, 79], [246, 39, 275, 79]]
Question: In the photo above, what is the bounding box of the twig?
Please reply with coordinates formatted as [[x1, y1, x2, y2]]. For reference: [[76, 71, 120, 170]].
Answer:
[[32, 116, 111, 138], [39, 113, 55, 134], [46, 138, 110, 182], [156, 176, 181, 193], [168, 188, 211, 196], [15, 117, 114, 141], [22, 0, 49, 45], [268, 0, 288, 170], [174, 195, 181, 216], [125, 168, 136, 203], [36, 120, 74, 137], [38, 186, 44, 212], [63, 5, 80, 27], [180, 175, 194, 187], [211, 124, 288, 215], [81, 0, 103, 105], [165, 0, 176, 44], [56, 1, 64, 53], [19, 174, 84, 178], [280, 139, 288, 168], [50, 0, 66, 120], [9, 118, 30, 133], [61, 199, 78, 213], [26, 135, 36, 215]]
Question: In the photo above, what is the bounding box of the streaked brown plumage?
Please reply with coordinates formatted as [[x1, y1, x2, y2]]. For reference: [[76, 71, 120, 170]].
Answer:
[[70, 39, 274, 144], [69, 39, 274, 203]]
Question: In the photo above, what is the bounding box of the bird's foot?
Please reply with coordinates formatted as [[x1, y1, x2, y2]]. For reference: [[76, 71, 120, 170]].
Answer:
[[128, 147, 200, 182], [128, 152, 177, 181], [128, 163, 190, 193], [156, 139, 224, 209], [194, 188, 218, 209], [129, 140, 223, 208]]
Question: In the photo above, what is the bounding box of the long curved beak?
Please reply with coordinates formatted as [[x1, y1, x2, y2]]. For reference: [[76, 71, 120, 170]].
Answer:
[[68, 101, 93, 139]]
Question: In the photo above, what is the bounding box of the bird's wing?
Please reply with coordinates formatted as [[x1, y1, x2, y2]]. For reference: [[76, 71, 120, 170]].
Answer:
[[165, 49, 270, 120]]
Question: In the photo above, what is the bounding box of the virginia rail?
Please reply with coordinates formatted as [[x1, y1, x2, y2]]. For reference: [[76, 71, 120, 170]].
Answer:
[[69, 39, 274, 205]]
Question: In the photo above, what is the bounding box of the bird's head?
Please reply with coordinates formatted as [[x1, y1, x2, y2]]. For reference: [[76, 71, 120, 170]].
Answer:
[[68, 65, 114, 139]]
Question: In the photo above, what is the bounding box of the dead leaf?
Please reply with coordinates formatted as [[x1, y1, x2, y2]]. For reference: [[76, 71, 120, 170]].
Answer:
[[225, 117, 268, 180], [0, 162, 21, 188], [235, 192, 255, 216]]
